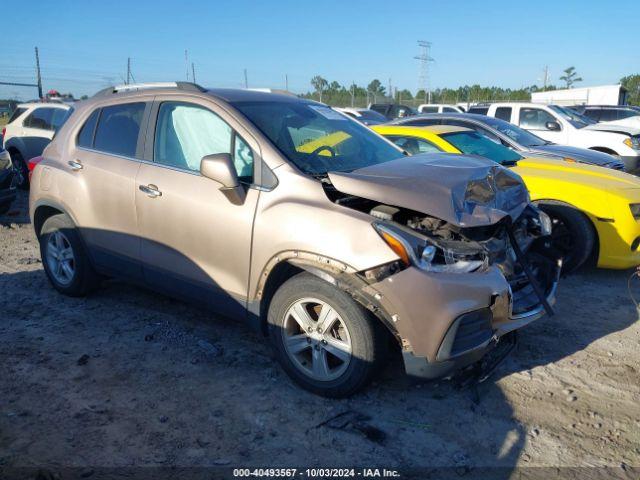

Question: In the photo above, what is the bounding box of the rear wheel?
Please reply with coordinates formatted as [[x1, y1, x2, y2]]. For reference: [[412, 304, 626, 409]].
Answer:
[[10, 150, 28, 189], [39, 214, 100, 296], [268, 272, 386, 397], [536, 201, 596, 274]]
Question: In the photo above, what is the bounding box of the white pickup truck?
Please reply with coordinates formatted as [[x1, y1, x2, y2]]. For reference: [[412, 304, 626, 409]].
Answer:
[[480, 102, 640, 172], [417, 104, 464, 113]]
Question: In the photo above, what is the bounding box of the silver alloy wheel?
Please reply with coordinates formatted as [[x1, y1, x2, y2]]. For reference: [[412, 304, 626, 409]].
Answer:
[[46, 231, 76, 285], [282, 297, 352, 381]]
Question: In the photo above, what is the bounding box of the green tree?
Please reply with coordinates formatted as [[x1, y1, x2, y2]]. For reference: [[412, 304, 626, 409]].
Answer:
[[310, 75, 328, 102], [560, 67, 583, 89], [621, 74, 640, 106], [367, 79, 385, 103], [396, 89, 413, 102]]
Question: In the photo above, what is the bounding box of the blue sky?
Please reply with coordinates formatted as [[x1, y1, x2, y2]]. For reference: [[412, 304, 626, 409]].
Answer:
[[2, 0, 639, 99]]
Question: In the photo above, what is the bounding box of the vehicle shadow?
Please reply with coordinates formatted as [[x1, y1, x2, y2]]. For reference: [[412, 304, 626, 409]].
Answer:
[[492, 265, 639, 378], [1, 200, 635, 475]]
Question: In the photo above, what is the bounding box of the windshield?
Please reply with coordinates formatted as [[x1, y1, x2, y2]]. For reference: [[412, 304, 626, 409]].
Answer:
[[549, 105, 595, 129], [482, 116, 549, 147], [441, 130, 523, 165], [234, 101, 403, 175]]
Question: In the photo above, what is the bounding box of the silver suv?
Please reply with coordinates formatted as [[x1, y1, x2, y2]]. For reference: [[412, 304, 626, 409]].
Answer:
[[30, 82, 560, 397]]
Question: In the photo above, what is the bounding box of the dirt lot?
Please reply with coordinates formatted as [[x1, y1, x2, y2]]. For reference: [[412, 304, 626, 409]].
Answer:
[[1, 191, 639, 478]]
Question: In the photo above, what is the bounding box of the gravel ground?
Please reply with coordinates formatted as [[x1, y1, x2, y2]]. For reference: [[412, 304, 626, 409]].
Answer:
[[1, 191, 639, 478]]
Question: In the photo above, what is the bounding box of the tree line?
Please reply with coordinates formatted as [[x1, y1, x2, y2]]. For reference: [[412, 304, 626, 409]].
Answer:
[[302, 70, 640, 108]]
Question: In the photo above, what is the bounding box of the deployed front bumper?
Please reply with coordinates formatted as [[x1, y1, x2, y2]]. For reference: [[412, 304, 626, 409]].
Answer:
[[370, 263, 559, 380]]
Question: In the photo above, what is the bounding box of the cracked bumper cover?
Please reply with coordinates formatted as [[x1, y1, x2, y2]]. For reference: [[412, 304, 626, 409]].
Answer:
[[369, 264, 559, 380]]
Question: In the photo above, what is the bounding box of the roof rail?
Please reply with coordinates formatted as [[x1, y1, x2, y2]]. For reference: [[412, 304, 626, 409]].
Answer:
[[93, 81, 206, 97]]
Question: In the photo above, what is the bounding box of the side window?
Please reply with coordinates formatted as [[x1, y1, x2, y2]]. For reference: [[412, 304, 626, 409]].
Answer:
[[154, 101, 254, 180], [519, 108, 557, 130], [618, 109, 637, 120], [421, 106, 439, 113], [447, 121, 501, 143], [443, 107, 458, 113], [8, 107, 27, 124], [94, 102, 145, 157], [494, 107, 512, 122], [77, 109, 100, 148], [468, 107, 489, 115], [24, 108, 55, 130], [598, 109, 618, 122], [582, 109, 600, 121], [388, 135, 441, 155]]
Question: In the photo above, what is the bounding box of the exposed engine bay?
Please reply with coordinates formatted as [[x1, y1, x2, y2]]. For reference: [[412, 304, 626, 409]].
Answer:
[[324, 185, 561, 317]]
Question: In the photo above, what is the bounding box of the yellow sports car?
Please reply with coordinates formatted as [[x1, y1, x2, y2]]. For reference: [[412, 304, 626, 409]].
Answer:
[[372, 124, 640, 272]]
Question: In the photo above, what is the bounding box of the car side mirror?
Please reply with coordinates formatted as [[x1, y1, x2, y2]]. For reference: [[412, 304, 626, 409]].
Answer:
[[200, 153, 246, 205], [545, 121, 561, 131]]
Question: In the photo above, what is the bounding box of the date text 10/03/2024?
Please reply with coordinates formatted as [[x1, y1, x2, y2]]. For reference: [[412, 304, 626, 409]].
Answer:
[[232, 468, 401, 478]]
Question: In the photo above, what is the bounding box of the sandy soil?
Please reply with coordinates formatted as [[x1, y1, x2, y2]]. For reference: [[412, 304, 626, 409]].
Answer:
[[1, 191, 639, 478]]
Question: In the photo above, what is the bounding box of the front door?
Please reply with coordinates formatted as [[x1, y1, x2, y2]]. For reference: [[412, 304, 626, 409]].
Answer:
[[517, 107, 567, 144], [135, 99, 260, 317]]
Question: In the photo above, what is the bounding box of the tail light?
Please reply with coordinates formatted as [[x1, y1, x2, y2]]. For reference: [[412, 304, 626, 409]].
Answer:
[[1, 127, 5, 143], [28, 156, 43, 182]]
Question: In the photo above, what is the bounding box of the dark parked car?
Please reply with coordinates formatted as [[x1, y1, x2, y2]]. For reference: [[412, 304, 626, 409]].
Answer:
[[569, 105, 640, 123], [369, 103, 418, 120], [0, 147, 17, 215], [390, 113, 626, 171]]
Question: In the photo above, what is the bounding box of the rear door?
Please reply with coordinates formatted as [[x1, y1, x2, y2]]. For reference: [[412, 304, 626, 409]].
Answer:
[[135, 96, 260, 317], [72, 101, 150, 279]]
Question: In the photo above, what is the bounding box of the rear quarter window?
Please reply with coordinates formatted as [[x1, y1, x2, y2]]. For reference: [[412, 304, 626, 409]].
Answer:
[[8, 107, 28, 124], [77, 109, 100, 148]]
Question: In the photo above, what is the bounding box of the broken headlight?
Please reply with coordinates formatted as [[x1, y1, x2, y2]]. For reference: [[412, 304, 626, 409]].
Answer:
[[373, 222, 487, 274]]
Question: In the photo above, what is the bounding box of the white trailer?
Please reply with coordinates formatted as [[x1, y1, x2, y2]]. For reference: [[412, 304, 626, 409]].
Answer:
[[531, 84, 628, 106]]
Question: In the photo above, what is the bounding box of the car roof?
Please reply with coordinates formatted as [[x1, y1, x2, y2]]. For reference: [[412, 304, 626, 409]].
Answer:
[[377, 124, 471, 135], [391, 112, 496, 124], [17, 102, 71, 109], [206, 88, 313, 104]]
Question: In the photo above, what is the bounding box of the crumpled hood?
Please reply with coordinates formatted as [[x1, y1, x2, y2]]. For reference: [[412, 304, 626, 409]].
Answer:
[[328, 153, 529, 227]]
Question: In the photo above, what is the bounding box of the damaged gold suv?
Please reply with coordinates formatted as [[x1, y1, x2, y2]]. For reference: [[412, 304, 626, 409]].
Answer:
[[30, 83, 561, 397]]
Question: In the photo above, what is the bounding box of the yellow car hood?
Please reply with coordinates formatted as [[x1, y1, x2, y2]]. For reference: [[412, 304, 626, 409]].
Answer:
[[513, 157, 640, 192]]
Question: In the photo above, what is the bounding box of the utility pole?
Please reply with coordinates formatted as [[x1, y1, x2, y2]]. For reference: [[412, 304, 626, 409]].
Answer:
[[243, 69, 248, 88], [34, 46, 43, 99], [388, 77, 392, 102], [542, 65, 549, 91], [350, 81, 355, 107], [184, 50, 189, 81], [127, 57, 131, 85], [192, 62, 196, 84], [285, 74, 288, 91], [414, 40, 434, 104]]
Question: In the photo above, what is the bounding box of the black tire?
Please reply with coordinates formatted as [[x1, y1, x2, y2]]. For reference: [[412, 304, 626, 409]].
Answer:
[[39, 214, 100, 296], [10, 150, 29, 190], [536, 200, 596, 274], [268, 272, 387, 398], [0, 201, 10, 216]]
